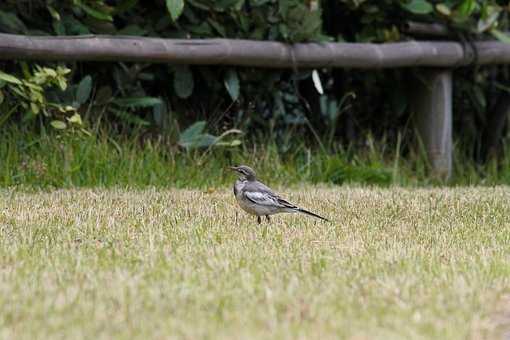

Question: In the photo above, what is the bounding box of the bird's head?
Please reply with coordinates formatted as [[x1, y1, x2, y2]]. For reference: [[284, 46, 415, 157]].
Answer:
[[230, 165, 256, 181]]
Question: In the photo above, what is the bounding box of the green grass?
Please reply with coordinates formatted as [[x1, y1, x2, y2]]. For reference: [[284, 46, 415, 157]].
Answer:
[[1, 187, 510, 339], [3, 127, 510, 188]]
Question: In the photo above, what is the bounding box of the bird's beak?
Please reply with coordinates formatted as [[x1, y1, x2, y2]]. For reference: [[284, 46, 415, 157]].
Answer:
[[229, 166, 238, 171]]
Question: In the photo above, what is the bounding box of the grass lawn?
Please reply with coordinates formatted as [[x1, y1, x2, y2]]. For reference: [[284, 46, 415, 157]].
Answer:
[[1, 187, 509, 339]]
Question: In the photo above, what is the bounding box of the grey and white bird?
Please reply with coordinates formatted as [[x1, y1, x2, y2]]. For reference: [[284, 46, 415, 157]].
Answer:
[[231, 165, 329, 224]]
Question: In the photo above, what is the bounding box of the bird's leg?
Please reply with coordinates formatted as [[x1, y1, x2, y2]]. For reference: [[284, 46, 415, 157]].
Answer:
[[266, 215, 270, 223], [257, 216, 261, 224]]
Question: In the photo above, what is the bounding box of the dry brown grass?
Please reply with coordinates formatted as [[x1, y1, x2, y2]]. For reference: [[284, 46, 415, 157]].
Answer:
[[1, 187, 509, 339]]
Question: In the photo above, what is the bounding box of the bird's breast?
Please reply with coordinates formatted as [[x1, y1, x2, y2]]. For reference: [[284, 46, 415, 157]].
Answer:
[[233, 179, 245, 198], [233, 179, 261, 215]]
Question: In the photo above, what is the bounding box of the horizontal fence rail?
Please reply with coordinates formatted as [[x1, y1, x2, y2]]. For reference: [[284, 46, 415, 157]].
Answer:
[[0, 33, 510, 68]]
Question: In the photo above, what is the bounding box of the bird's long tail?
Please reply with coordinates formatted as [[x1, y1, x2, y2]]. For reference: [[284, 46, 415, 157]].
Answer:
[[296, 208, 330, 222]]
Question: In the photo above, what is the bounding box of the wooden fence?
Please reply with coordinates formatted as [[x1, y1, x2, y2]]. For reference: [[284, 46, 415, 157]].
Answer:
[[1, 31, 509, 178]]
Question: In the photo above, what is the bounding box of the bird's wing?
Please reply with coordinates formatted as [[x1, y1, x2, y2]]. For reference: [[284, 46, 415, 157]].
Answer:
[[274, 196, 298, 209], [244, 191, 283, 207], [243, 181, 297, 209]]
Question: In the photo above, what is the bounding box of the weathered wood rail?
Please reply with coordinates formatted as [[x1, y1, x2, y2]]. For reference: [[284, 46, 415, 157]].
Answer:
[[1, 32, 508, 178], [0, 33, 508, 67]]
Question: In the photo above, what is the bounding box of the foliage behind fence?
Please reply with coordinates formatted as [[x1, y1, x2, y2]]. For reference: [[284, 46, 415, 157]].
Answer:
[[0, 0, 509, 158]]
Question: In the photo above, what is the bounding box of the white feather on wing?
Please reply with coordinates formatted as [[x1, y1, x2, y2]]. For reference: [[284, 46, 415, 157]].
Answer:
[[244, 191, 297, 209], [244, 191, 281, 207]]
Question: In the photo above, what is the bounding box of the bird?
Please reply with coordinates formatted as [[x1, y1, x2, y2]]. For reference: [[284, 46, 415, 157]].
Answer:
[[230, 165, 329, 224]]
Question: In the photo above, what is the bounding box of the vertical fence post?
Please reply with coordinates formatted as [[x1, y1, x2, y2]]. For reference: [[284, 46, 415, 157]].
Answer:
[[412, 70, 453, 179]]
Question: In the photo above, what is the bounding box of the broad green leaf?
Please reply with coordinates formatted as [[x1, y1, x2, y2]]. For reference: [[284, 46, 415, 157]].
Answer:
[[0, 71, 22, 85], [60, 15, 90, 35], [53, 105, 76, 113], [166, 0, 185, 21], [30, 102, 40, 115], [75, 0, 113, 21], [457, 0, 476, 18], [113, 97, 163, 107], [179, 133, 217, 149], [179, 121, 206, 144], [50, 120, 67, 129], [117, 24, 148, 36], [0, 10, 26, 34], [76, 75, 92, 105], [47, 5, 61, 21], [224, 69, 240, 101], [435, 4, 451, 16], [173, 66, 194, 99], [57, 77, 67, 91], [43, 67, 57, 77], [178, 121, 223, 149], [68, 113, 83, 125], [57, 66, 71, 76], [403, 0, 433, 14], [477, 5, 501, 33], [491, 29, 510, 44]]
